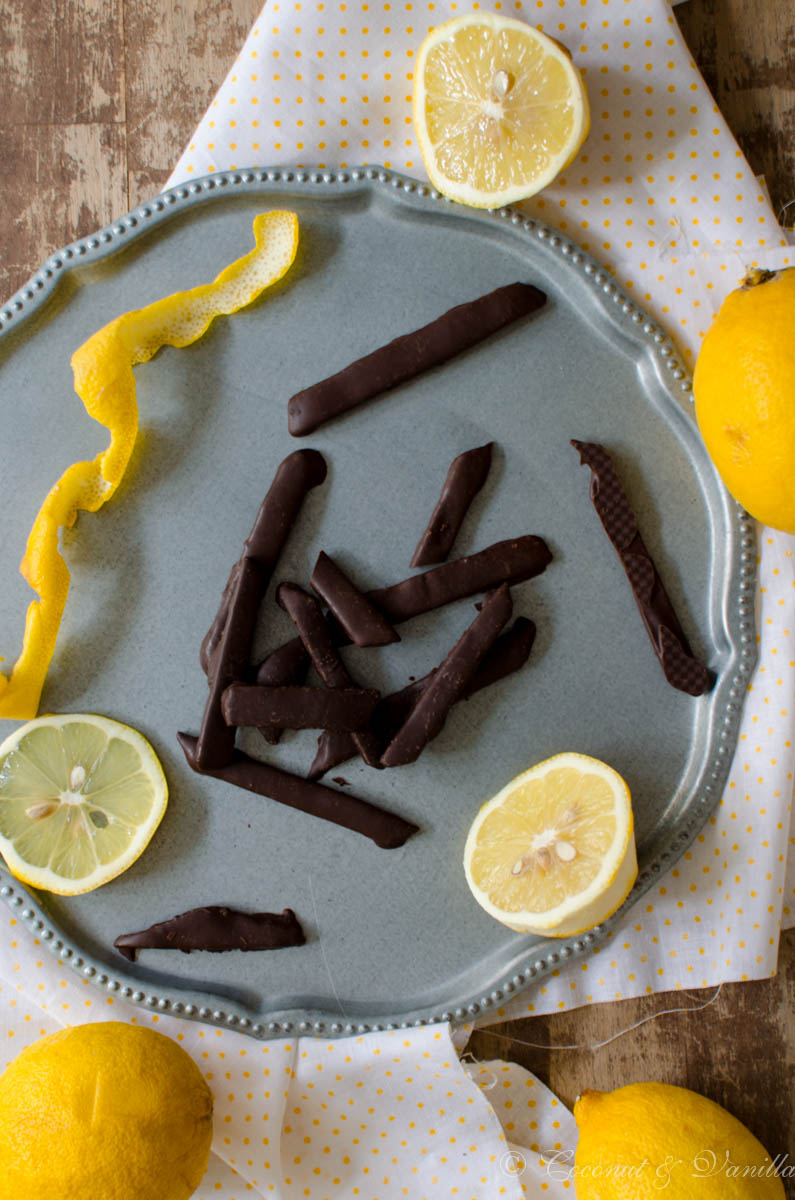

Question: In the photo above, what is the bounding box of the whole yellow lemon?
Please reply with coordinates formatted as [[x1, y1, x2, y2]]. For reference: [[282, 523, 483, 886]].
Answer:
[[694, 267, 795, 533], [0, 1022, 213, 1200], [573, 1082, 785, 1199]]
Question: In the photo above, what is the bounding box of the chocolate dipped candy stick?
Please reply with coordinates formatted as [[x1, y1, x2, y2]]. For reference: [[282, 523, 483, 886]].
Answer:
[[367, 536, 549, 623], [177, 733, 417, 849], [310, 551, 399, 647], [308, 678, 427, 781], [308, 617, 536, 779], [114, 906, 305, 961], [195, 449, 327, 769], [200, 561, 240, 674], [572, 440, 711, 697], [255, 639, 311, 745], [287, 283, 547, 436], [256, 535, 551, 681], [411, 442, 494, 567], [381, 583, 513, 767], [222, 684, 380, 730], [277, 583, 383, 767]]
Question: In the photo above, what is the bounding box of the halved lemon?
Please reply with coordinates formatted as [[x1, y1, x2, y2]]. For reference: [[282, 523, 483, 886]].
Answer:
[[464, 752, 637, 936], [0, 714, 168, 895], [413, 14, 590, 209]]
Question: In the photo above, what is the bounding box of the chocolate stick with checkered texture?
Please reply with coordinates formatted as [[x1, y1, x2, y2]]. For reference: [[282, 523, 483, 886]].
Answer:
[[572, 440, 711, 696]]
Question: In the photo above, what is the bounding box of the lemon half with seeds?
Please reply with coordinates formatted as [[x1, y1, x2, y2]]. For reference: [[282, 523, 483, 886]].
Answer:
[[0, 714, 167, 895], [413, 13, 590, 209], [464, 752, 637, 936]]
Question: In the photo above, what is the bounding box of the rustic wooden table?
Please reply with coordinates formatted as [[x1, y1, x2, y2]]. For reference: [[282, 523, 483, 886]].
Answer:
[[1, 0, 793, 1171]]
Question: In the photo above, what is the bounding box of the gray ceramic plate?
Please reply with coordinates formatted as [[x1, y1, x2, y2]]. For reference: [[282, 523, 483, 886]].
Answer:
[[0, 168, 756, 1038]]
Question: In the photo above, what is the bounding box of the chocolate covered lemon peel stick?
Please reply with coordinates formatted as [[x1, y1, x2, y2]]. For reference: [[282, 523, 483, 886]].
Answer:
[[310, 551, 399, 647], [177, 734, 417, 849], [287, 282, 547, 436], [381, 583, 514, 767], [277, 583, 384, 768], [254, 534, 552, 686], [195, 449, 327, 769], [114, 906, 306, 961], [308, 616, 537, 780], [221, 684, 380, 731], [572, 440, 711, 697], [411, 442, 494, 567]]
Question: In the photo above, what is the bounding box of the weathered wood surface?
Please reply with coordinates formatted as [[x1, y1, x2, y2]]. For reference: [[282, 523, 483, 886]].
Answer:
[[469, 928, 795, 1172], [0, 0, 793, 1174], [677, 0, 795, 225]]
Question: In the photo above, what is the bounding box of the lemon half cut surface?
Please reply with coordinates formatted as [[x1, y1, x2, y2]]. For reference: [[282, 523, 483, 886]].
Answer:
[[464, 752, 637, 936], [413, 14, 590, 209], [0, 714, 167, 895]]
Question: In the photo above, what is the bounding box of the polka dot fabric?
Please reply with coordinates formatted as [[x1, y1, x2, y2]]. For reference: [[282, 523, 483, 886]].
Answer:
[[0, 931, 537, 1197]]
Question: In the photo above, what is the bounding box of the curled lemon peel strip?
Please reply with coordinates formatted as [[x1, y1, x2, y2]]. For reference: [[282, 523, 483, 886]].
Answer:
[[0, 210, 300, 720]]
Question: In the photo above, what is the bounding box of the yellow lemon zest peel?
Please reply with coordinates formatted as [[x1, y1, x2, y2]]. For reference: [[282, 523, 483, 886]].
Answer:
[[0, 211, 299, 719]]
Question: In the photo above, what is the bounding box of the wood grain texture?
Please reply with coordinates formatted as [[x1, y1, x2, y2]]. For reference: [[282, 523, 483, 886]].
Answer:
[[0, 122, 126, 300], [124, 0, 263, 197], [0, 0, 793, 1169], [0, 0, 124, 126], [469, 928, 795, 1173], [677, 0, 795, 219]]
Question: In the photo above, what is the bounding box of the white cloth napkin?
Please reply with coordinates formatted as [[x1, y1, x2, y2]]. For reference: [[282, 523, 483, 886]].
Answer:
[[1, 1, 794, 1196]]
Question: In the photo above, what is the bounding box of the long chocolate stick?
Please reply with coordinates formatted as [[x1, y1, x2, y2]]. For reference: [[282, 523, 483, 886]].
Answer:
[[310, 551, 399, 647], [571, 440, 710, 696], [287, 283, 547, 436], [255, 534, 551, 683], [177, 733, 417, 849], [195, 450, 327, 769], [200, 561, 240, 674], [381, 583, 513, 767], [254, 639, 311, 745], [114, 906, 305, 961], [308, 616, 536, 779], [277, 583, 383, 767], [222, 684, 380, 731], [411, 442, 494, 567], [367, 537, 547, 623]]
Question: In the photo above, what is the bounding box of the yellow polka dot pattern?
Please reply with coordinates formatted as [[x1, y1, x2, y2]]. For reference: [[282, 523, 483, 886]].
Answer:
[[467, 1059, 579, 1191], [168, 0, 789, 382], [0, 949, 570, 1198]]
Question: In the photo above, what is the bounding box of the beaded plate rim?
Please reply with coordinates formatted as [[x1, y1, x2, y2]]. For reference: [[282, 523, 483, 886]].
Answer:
[[0, 166, 757, 1038]]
